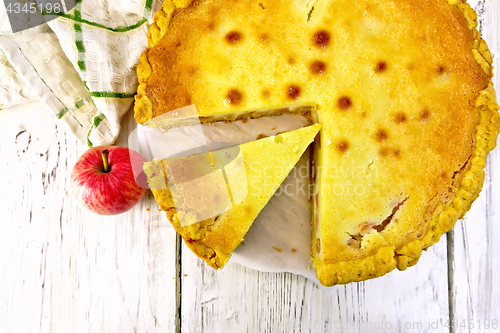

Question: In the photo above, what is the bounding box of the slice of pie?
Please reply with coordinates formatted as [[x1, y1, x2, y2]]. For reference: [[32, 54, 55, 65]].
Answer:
[[135, 0, 500, 285], [144, 124, 321, 269]]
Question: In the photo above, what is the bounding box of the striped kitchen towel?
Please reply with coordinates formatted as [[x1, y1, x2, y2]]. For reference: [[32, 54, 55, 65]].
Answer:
[[0, 0, 162, 146]]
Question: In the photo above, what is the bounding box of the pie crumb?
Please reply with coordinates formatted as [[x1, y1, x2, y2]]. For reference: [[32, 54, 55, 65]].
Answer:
[[273, 246, 282, 253], [184, 274, 187, 277], [241, 241, 245, 245], [146, 208, 150, 211], [291, 248, 297, 253]]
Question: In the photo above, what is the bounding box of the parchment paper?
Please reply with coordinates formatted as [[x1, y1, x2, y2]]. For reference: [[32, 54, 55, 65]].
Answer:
[[136, 113, 320, 284]]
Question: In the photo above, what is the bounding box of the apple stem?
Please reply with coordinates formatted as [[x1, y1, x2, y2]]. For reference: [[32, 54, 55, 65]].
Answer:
[[102, 149, 110, 173]]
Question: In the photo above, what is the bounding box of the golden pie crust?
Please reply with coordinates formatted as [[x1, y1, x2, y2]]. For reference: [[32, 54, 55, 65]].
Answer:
[[135, 0, 500, 286]]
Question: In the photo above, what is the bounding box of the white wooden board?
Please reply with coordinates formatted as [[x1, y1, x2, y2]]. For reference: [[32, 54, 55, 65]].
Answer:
[[0, 1, 498, 332], [0, 105, 179, 333], [449, 1, 500, 332]]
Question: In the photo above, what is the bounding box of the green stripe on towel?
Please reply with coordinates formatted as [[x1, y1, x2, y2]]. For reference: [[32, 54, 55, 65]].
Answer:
[[55, 107, 69, 119], [44, 0, 151, 33], [90, 92, 135, 99], [58, 14, 148, 33], [86, 113, 106, 148]]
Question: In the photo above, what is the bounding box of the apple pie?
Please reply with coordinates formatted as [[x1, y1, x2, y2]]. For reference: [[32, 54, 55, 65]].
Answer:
[[135, 0, 500, 286]]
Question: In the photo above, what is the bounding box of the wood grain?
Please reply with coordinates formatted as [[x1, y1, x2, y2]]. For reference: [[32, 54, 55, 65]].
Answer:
[[0, 104, 179, 333], [449, 1, 500, 332], [0, 1, 498, 332], [180, 232, 450, 333]]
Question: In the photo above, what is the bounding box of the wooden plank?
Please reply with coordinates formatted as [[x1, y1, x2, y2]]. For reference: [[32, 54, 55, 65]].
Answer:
[[178, 1, 500, 329], [0, 103, 179, 333], [178, 113, 450, 331], [179, 236, 450, 332], [449, 0, 500, 330]]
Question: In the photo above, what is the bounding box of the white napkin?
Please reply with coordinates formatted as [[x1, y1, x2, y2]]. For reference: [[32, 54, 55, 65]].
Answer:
[[0, 0, 161, 146]]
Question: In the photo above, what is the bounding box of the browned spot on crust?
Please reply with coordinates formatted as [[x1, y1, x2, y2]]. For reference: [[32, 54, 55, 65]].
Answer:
[[375, 61, 387, 73], [347, 236, 361, 248], [394, 112, 407, 124], [310, 60, 326, 75], [312, 30, 330, 49], [347, 239, 360, 248], [261, 89, 271, 99], [207, 21, 215, 31], [348, 199, 407, 247], [226, 89, 243, 105], [225, 30, 243, 44], [337, 96, 352, 110], [287, 85, 301, 99], [287, 56, 296, 65], [437, 65, 446, 75], [380, 147, 390, 156], [337, 140, 349, 153], [380, 147, 401, 157], [373, 198, 407, 232], [357, 222, 372, 235], [420, 109, 430, 122], [185, 65, 198, 77], [244, 205, 253, 215], [375, 129, 389, 142], [260, 33, 269, 43], [256, 133, 267, 140]]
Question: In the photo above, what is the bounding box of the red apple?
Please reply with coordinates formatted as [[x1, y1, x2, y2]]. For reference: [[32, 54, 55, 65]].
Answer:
[[71, 146, 148, 215]]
